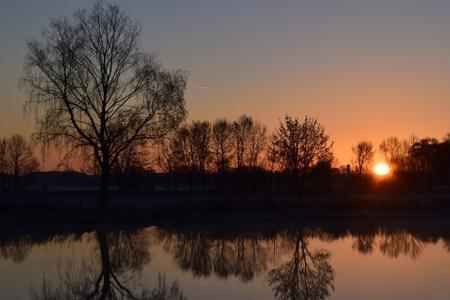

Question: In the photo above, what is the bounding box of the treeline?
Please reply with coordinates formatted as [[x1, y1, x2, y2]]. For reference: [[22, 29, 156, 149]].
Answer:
[[116, 115, 450, 192], [113, 114, 334, 192], [0, 135, 38, 189], [2, 116, 450, 193], [350, 135, 450, 189]]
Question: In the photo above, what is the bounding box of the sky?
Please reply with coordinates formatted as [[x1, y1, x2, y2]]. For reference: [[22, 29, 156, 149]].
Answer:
[[1, 0, 450, 168]]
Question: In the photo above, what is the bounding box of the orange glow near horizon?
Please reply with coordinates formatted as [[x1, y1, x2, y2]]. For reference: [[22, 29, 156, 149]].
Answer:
[[374, 162, 390, 176]]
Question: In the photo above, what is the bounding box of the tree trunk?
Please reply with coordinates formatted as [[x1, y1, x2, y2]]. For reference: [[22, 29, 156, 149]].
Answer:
[[96, 229, 112, 298], [97, 167, 110, 212]]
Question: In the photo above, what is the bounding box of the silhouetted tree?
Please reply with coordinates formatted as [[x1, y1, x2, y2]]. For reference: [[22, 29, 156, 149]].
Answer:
[[211, 119, 233, 188], [232, 115, 254, 169], [170, 121, 212, 189], [352, 141, 374, 174], [23, 2, 187, 210], [247, 122, 267, 169], [408, 138, 438, 174], [190, 121, 212, 188], [4, 135, 39, 189], [408, 138, 450, 184], [230, 115, 267, 170], [379, 136, 415, 172], [273, 116, 333, 192], [171, 126, 196, 189], [266, 135, 280, 173]]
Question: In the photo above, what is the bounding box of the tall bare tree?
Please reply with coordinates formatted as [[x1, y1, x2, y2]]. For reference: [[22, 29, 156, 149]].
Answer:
[[352, 141, 374, 174], [212, 119, 233, 188], [5, 135, 39, 189], [22, 2, 187, 209], [232, 115, 254, 169], [379, 136, 415, 172], [171, 121, 211, 189], [212, 119, 233, 172], [246, 122, 267, 169], [266, 135, 280, 173], [190, 121, 212, 177], [273, 116, 333, 191], [171, 125, 195, 189]]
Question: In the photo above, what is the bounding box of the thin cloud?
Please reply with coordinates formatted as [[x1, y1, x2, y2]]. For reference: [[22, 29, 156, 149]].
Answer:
[[190, 86, 210, 90]]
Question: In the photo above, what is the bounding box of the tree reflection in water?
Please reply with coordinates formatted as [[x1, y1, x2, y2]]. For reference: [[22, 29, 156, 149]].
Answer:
[[352, 233, 376, 255], [267, 231, 334, 300], [0, 236, 32, 263], [350, 230, 424, 259], [159, 230, 269, 282], [28, 228, 185, 300], [158, 228, 335, 299], [378, 230, 423, 260], [3, 225, 450, 300]]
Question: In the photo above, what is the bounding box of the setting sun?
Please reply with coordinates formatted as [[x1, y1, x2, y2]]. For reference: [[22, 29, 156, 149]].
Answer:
[[374, 163, 390, 176]]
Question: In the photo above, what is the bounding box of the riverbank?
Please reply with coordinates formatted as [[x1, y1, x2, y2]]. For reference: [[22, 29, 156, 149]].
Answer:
[[1, 189, 450, 226]]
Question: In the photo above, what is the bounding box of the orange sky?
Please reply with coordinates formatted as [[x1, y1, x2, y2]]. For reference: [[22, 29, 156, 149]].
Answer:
[[1, 1, 450, 170]]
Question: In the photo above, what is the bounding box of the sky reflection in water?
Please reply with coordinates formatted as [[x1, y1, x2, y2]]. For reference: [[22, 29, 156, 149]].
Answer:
[[1, 225, 450, 300]]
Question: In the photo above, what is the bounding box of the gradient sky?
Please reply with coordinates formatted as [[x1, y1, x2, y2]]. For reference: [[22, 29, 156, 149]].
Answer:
[[1, 0, 450, 168]]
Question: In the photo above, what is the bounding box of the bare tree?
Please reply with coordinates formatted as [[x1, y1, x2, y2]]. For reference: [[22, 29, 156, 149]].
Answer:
[[246, 122, 267, 169], [190, 121, 212, 177], [22, 2, 187, 209], [232, 115, 254, 169], [266, 135, 280, 173], [351, 141, 374, 174], [171, 125, 196, 189], [211, 119, 233, 188], [273, 116, 333, 191], [5, 135, 39, 189], [171, 121, 211, 189], [379, 136, 414, 172], [211, 119, 233, 172]]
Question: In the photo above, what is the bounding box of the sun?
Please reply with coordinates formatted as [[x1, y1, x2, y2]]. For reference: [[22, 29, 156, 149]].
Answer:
[[374, 162, 390, 176]]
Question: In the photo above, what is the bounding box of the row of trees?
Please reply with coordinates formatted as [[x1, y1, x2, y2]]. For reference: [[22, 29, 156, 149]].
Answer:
[[156, 115, 267, 189], [0, 135, 38, 189], [352, 136, 450, 183], [152, 115, 333, 191]]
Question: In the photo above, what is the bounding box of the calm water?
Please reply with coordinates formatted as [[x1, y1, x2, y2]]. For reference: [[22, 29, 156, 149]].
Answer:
[[2, 223, 450, 300]]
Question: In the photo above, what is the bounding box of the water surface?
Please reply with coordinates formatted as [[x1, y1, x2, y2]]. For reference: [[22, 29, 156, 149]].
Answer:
[[2, 223, 450, 299]]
